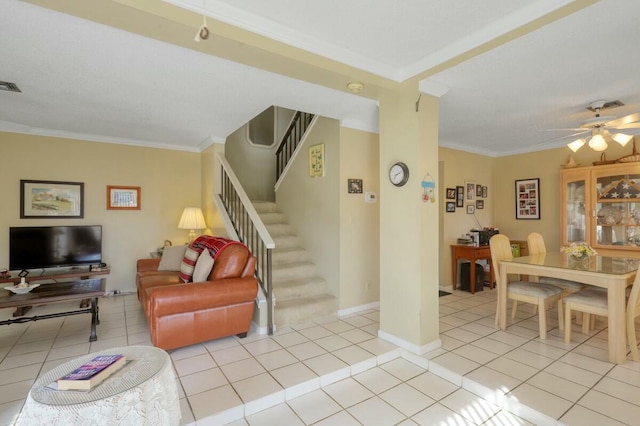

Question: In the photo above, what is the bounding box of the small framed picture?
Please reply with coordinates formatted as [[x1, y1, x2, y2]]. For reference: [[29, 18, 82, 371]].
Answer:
[[456, 186, 464, 207], [465, 181, 475, 202], [476, 185, 483, 197], [446, 188, 456, 200], [107, 185, 141, 210], [482, 186, 488, 198], [467, 205, 475, 214], [348, 178, 363, 194], [476, 200, 484, 209], [446, 201, 456, 212]]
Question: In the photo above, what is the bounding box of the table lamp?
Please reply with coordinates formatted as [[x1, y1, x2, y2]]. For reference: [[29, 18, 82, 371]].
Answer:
[[178, 207, 206, 243]]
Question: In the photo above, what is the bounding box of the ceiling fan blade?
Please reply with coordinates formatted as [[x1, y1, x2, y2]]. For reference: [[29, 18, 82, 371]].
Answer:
[[540, 128, 584, 132], [616, 122, 640, 129], [607, 112, 640, 127], [611, 127, 640, 135], [543, 130, 590, 143]]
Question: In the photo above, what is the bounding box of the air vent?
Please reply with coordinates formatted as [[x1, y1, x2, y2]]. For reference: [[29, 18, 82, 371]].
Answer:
[[0, 81, 21, 93], [587, 99, 624, 111]]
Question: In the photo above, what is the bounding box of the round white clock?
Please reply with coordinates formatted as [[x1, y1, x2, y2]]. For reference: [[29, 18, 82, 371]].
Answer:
[[389, 162, 409, 187]]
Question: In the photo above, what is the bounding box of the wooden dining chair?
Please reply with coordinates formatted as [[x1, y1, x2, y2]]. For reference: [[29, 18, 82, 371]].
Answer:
[[526, 232, 585, 295], [490, 234, 564, 339], [565, 270, 640, 361], [627, 273, 640, 361]]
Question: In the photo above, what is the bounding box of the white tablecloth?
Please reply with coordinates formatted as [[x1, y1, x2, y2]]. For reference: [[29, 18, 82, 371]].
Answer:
[[16, 345, 180, 426]]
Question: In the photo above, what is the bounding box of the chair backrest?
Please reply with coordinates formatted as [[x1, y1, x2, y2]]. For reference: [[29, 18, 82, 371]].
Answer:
[[628, 267, 640, 320], [527, 232, 546, 256], [489, 234, 513, 286]]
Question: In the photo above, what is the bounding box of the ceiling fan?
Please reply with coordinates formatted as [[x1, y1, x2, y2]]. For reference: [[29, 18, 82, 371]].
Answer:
[[557, 100, 640, 152]]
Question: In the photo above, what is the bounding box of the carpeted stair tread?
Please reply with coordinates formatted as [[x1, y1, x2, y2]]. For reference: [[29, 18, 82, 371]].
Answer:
[[272, 247, 308, 264], [264, 223, 294, 237], [272, 261, 317, 281], [273, 276, 328, 300], [252, 201, 278, 213], [275, 294, 337, 326]]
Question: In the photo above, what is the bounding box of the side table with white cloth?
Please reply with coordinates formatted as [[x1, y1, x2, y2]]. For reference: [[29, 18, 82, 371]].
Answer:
[[16, 345, 180, 425]]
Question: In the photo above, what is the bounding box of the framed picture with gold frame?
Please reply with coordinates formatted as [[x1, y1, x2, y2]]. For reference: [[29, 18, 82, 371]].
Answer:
[[107, 185, 141, 210], [309, 143, 324, 177]]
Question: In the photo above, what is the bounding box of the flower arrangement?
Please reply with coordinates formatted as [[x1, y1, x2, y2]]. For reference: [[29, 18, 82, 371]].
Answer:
[[561, 242, 597, 258]]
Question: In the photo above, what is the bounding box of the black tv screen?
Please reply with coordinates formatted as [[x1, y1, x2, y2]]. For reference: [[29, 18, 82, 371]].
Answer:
[[9, 225, 102, 270]]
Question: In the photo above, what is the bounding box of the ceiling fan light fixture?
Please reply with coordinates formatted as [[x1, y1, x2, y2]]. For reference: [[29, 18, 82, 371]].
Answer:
[[588, 134, 608, 151], [567, 138, 585, 152], [613, 133, 633, 146]]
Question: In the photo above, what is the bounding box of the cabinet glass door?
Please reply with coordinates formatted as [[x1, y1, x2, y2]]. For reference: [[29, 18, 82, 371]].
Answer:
[[564, 176, 587, 244], [595, 173, 640, 248]]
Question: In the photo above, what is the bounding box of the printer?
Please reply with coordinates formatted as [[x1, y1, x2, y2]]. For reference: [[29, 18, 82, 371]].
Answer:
[[469, 228, 499, 246]]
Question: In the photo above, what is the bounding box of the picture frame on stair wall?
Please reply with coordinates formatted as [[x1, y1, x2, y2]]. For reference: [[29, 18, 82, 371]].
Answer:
[[309, 143, 324, 177]]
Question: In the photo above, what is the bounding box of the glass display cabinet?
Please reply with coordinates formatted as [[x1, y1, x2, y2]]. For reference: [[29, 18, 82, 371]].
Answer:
[[561, 162, 640, 253]]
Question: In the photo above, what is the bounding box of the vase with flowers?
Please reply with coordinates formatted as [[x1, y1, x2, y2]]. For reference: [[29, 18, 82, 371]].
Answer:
[[561, 242, 597, 260]]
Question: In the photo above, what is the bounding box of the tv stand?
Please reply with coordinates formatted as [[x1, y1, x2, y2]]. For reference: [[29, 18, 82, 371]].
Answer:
[[0, 267, 110, 285], [1, 268, 110, 317]]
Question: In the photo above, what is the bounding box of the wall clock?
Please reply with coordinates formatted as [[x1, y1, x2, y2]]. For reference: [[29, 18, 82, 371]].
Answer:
[[389, 162, 409, 187]]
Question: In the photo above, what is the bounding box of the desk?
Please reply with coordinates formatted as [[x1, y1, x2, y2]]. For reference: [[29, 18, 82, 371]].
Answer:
[[451, 244, 494, 294], [16, 345, 180, 425], [499, 253, 638, 364]]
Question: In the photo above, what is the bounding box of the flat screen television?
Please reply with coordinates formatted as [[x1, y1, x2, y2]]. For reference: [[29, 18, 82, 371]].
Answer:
[[9, 225, 102, 270]]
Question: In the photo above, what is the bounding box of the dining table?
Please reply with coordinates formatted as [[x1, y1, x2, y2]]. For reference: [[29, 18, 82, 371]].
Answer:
[[498, 252, 639, 364]]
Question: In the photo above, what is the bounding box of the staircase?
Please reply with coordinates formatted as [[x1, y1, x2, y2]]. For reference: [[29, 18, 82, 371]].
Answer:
[[253, 201, 336, 327]]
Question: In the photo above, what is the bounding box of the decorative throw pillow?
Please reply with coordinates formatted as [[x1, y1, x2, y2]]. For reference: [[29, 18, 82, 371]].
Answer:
[[157, 245, 188, 271], [192, 250, 214, 282], [179, 242, 202, 282]]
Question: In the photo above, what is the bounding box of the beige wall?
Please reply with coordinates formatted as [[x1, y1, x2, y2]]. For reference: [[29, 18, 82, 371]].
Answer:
[[339, 127, 380, 309], [438, 148, 495, 287], [276, 117, 341, 297], [201, 142, 227, 237], [1, 132, 202, 293], [226, 124, 278, 202], [378, 87, 439, 349]]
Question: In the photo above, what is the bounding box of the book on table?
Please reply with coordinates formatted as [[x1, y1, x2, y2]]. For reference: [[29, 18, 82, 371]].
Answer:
[[57, 354, 127, 390]]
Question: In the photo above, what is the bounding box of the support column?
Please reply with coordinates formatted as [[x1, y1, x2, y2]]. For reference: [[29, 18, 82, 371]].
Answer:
[[378, 83, 440, 353]]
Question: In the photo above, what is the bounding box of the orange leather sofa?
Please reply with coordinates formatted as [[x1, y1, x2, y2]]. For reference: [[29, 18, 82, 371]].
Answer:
[[136, 241, 258, 350]]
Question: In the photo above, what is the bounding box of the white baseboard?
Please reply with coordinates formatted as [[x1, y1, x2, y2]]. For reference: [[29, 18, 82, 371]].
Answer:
[[337, 301, 380, 317], [377, 329, 441, 355]]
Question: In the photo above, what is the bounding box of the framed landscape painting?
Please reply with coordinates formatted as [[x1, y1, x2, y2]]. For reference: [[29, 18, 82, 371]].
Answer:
[[20, 179, 84, 218]]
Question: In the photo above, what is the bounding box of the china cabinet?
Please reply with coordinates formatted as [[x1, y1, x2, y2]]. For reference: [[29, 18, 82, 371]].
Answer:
[[561, 162, 640, 253]]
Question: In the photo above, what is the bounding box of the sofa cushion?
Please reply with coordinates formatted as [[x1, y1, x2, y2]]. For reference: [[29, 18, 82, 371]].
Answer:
[[192, 250, 214, 282], [179, 243, 201, 282], [158, 245, 188, 271]]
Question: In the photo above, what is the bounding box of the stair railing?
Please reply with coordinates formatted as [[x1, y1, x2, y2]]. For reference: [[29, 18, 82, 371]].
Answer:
[[215, 153, 275, 335], [275, 111, 315, 180]]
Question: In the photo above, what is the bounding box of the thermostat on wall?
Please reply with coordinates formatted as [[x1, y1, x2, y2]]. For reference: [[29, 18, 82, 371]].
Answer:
[[365, 192, 377, 203]]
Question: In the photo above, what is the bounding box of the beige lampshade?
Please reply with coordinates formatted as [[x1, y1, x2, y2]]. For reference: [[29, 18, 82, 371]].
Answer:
[[178, 207, 206, 242]]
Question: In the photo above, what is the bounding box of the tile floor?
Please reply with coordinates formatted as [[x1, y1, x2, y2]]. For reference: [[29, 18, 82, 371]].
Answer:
[[1, 287, 639, 425]]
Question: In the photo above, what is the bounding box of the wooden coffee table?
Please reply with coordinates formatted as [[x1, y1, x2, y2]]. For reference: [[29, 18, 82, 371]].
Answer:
[[0, 278, 106, 341]]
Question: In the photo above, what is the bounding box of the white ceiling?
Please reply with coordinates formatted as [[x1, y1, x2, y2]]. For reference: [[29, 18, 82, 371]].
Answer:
[[2, 0, 640, 156]]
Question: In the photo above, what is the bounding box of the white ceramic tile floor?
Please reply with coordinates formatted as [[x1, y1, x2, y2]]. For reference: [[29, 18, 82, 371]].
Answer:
[[1, 287, 640, 425]]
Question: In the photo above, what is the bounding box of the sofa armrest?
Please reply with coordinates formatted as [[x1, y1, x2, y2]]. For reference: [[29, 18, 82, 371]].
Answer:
[[148, 278, 258, 317], [137, 258, 161, 272]]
